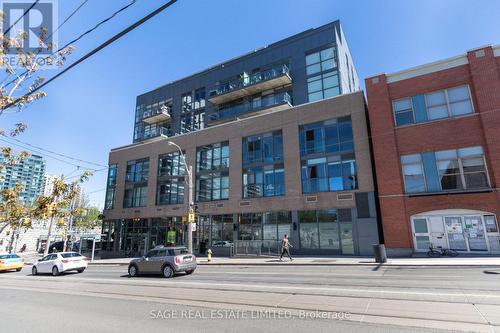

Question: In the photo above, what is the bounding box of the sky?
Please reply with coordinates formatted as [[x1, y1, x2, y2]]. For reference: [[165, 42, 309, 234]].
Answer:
[[1, 0, 499, 208]]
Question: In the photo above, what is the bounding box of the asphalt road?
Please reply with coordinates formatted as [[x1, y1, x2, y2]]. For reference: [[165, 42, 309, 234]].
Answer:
[[1, 264, 500, 333]]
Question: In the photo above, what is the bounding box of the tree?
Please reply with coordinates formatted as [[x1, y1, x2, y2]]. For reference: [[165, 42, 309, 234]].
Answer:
[[0, 182, 30, 252], [0, 12, 79, 252], [32, 171, 92, 255]]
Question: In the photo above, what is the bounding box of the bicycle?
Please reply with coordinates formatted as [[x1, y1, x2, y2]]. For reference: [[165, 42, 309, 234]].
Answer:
[[427, 246, 459, 258]]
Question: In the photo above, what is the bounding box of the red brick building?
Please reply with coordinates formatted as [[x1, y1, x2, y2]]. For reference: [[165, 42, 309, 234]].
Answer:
[[366, 45, 500, 256]]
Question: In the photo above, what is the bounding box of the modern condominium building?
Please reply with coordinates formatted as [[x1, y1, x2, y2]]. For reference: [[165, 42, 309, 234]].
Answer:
[[0, 153, 46, 204], [366, 45, 500, 256], [102, 21, 380, 258]]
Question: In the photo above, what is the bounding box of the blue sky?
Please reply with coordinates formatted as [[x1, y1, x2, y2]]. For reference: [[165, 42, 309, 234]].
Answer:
[[2, 0, 500, 207]]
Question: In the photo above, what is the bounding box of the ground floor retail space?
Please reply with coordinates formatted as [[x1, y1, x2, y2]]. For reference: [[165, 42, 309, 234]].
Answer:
[[411, 209, 500, 254], [100, 208, 379, 258]]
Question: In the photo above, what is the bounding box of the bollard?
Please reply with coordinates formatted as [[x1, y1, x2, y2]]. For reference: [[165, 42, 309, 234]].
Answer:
[[207, 248, 212, 262], [372, 244, 387, 263]]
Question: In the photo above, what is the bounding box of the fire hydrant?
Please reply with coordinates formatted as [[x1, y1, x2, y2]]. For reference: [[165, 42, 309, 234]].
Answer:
[[207, 248, 212, 262]]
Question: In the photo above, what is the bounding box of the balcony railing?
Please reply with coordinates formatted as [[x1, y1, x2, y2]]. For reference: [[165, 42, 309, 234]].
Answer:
[[142, 105, 171, 124], [208, 92, 292, 124], [208, 64, 292, 104], [140, 126, 171, 141]]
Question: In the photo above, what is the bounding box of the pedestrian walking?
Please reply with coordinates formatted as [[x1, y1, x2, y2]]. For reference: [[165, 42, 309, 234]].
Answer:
[[279, 234, 293, 262]]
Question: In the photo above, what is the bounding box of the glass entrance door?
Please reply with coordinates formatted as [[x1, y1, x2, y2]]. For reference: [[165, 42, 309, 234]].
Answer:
[[463, 216, 488, 251], [412, 218, 431, 251]]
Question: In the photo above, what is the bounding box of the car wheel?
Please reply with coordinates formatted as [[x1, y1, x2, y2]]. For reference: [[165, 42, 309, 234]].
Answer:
[[32, 266, 37, 276], [128, 265, 138, 277], [77, 269, 85, 273], [185, 270, 194, 275], [52, 266, 60, 276], [162, 265, 174, 278]]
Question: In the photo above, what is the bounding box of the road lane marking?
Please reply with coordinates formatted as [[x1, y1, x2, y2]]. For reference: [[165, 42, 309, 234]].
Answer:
[[1, 274, 500, 301], [0, 284, 494, 331]]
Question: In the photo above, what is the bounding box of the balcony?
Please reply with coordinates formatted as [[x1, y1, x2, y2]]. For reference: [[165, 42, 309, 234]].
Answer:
[[139, 126, 171, 141], [208, 65, 292, 105], [142, 105, 171, 124], [208, 92, 292, 125]]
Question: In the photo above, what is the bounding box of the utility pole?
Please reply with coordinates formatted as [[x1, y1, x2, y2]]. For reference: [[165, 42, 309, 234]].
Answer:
[[168, 141, 193, 253]]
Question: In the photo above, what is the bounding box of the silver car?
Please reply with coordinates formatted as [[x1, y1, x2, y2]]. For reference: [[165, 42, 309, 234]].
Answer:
[[128, 246, 197, 278]]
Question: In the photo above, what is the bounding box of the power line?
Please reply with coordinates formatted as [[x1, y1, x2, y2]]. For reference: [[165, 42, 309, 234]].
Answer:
[[2, 0, 40, 36], [0, 136, 86, 169], [2, 0, 179, 111], [2, 135, 107, 168], [3, 0, 123, 89]]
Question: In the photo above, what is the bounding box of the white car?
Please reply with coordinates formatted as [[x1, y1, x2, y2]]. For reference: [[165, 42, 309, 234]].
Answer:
[[32, 252, 88, 276]]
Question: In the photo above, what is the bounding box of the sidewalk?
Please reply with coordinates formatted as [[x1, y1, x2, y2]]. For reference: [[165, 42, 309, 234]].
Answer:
[[86, 256, 500, 267]]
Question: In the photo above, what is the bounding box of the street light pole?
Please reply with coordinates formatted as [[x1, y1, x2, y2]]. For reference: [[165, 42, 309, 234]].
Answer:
[[168, 141, 193, 254]]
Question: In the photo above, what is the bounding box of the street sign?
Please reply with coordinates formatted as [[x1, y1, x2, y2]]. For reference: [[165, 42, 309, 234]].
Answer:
[[191, 223, 197, 232]]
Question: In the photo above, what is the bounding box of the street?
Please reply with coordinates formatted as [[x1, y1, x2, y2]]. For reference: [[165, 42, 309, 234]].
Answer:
[[1, 264, 500, 332]]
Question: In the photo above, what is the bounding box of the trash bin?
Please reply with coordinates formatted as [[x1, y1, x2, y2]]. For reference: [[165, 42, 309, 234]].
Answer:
[[372, 244, 387, 263]]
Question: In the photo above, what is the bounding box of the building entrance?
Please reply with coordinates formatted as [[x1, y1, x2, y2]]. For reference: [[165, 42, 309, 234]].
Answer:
[[411, 210, 500, 254]]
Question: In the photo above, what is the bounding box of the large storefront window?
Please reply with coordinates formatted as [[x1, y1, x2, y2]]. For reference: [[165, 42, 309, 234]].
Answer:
[[101, 220, 116, 251], [238, 212, 292, 253], [196, 142, 230, 202], [119, 219, 149, 257], [195, 215, 233, 253], [299, 117, 357, 193], [149, 217, 184, 249], [299, 209, 352, 254]]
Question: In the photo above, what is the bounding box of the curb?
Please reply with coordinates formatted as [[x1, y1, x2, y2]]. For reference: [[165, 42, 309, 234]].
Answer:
[[81, 261, 500, 268]]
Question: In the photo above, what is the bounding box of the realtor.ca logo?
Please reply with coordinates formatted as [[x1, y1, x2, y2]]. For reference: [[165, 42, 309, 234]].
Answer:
[[1, 0, 58, 67]]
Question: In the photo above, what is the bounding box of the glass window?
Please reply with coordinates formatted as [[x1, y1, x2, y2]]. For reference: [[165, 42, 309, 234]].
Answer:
[[126, 159, 149, 183], [105, 164, 117, 210], [393, 98, 414, 126], [448, 85, 473, 116], [485, 215, 498, 233], [157, 178, 184, 205], [318, 210, 339, 249], [306, 46, 338, 102], [435, 146, 488, 191], [195, 171, 229, 202], [197, 142, 230, 172], [124, 186, 147, 208], [413, 218, 428, 233], [299, 118, 357, 194], [242, 131, 285, 198], [299, 211, 319, 249], [401, 154, 426, 193]]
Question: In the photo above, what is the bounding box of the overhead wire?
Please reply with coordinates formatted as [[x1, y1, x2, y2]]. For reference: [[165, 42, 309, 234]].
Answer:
[[2, 0, 179, 111]]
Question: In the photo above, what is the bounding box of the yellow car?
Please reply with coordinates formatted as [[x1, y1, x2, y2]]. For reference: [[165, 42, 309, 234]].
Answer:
[[0, 253, 24, 272]]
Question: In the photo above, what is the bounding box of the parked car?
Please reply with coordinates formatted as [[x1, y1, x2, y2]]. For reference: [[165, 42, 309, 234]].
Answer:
[[0, 253, 24, 272], [32, 252, 88, 276], [128, 246, 197, 278], [212, 241, 234, 247]]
